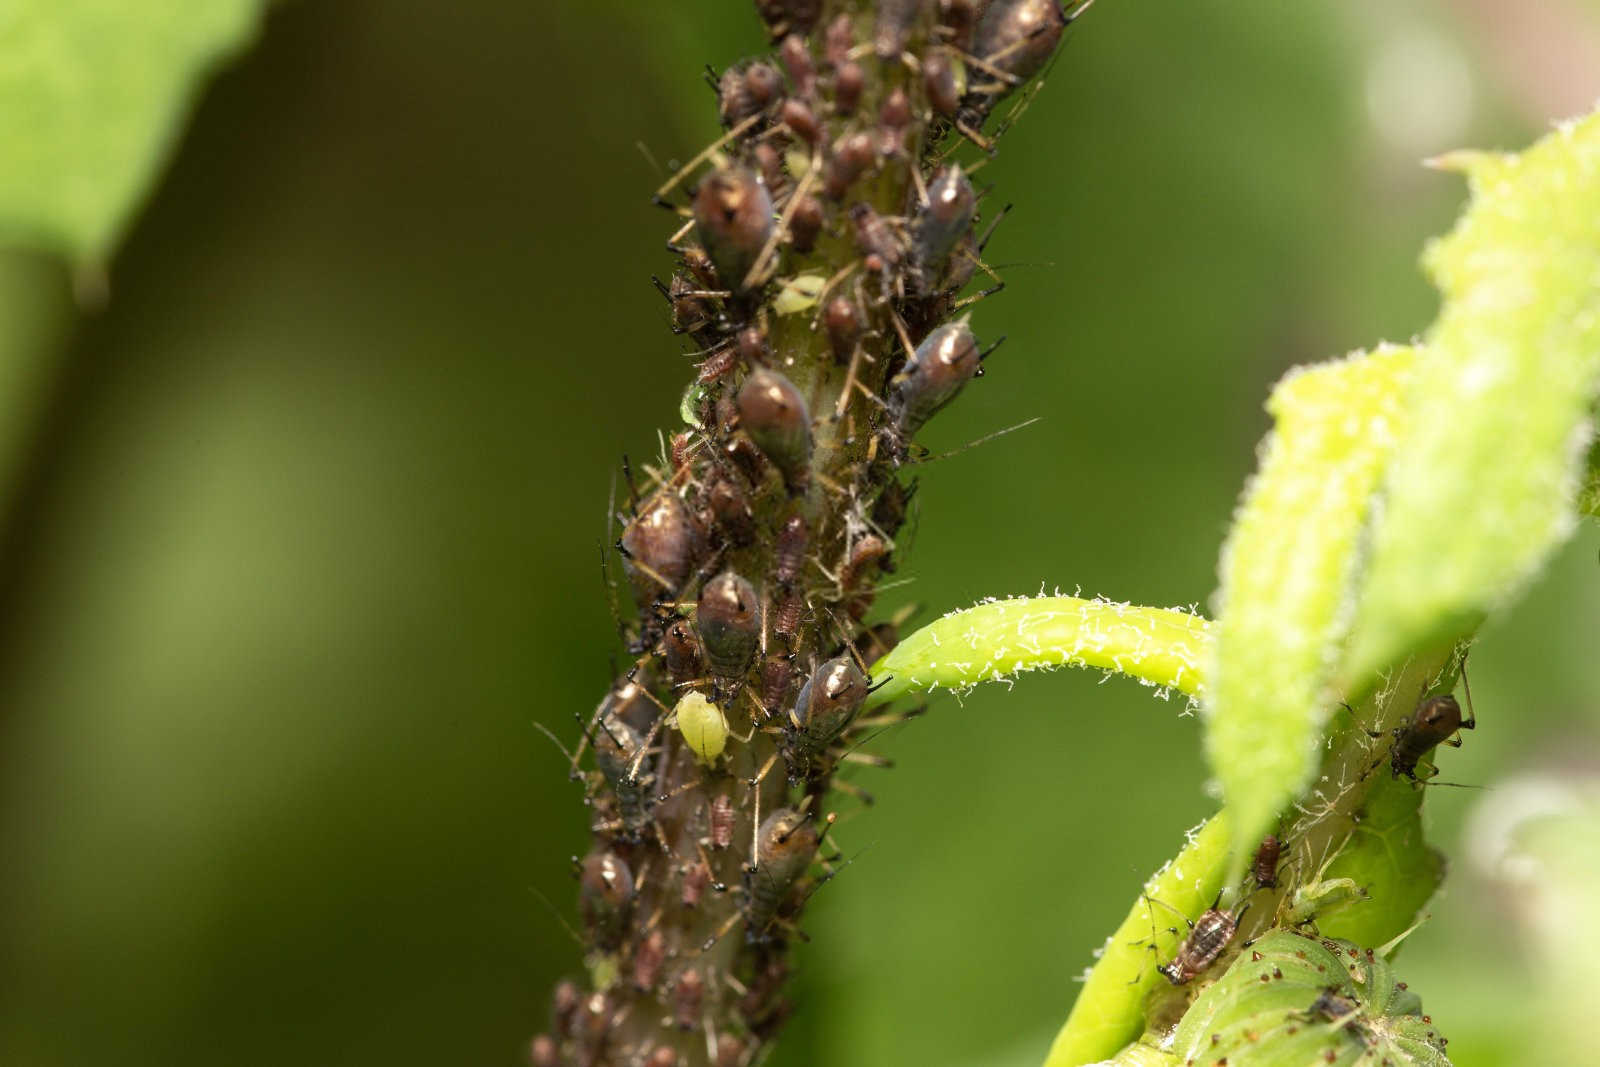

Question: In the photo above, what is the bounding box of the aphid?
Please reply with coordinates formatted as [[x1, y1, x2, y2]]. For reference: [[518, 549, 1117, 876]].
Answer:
[[939, 0, 980, 50], [778, 34, 815, 97], [754, 0, 820, 39], [822, 13, 854, 68], [714, 1034, 747, 1067], [620, 491, 700, 602], [696, 344, 740, 385], [1388, 690, 1475, 782], [682, 856, 712, 909], [772, 590, 806, 644], [1156, 897, 1243, 985], [660, 618, 704, 687], [910, 166, 976, 292], [834, 60, 864, 115], [850, 203, 905, 279], [923, 51, 960, 117], [789, 194, 824, 253], [747, 807, 819, 935], [973, 0, 1068, 86], [645, 1047, 679, 1067], [673, 967, 706, 1030], [774, 514, 810, 587], [780, 98, 820, 147], [578, 850, 635, 949], [736, 367, 812, 487], [878, 86, 913, 156], [875, 0, 921, 59], [592, 709, 654, 831], [666, 273, 714, 334], [887, 319, 981, 439], [597, 679, 654, 733], [1304, 986, 1361, 1025], [528, 1034, 558, 1067], [550, 979, 580, 1037], [761, 654, 796, 715], [823, 131, 875, 200], [632, 928, 667, 991], [785, 656, 871, 773], [692, 167, 774, 292], [840, 533, 888, 594], [1253, 833, 1282, 890], [709, 792, 737, 850], [697, 570, 761, 682], [823, 296, 863, 362], [676, 691, 730, 765]]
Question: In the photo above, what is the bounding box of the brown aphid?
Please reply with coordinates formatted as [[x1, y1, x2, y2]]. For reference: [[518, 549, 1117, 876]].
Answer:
[[788, 656, 870, 757], [841, 533, 888, 593], [834, 60, 864, 115], [780, 98, 820, 147], [823, 131, 875, 200], [851, 203, 905, 278], [645, 1047, 679, 1067], [551, 979, 581, 1037], [668, 273, 714, 335], [888, 319, 981, 438], [1158, 905, 1240, 985], [693, 167, 774, 292], [822, 13, 854, 68], [878, 87, 913, 156], [709, 792, 737, 850], [697, 570, 761, 682], [661, 619, 704, 686], [875, 0, 922, 58], [578, 850, 635, 949], [714, 1034, 747, 1067], [752, 141, 786, 198], [633, 928, 668, 992], [1389, 692, 1475, 781], [697, 344, 740, 385], [620, 491, 700, 601], [923, 51, 960, 116], [737, 367, 812, 487], [772, 590, 805, 644], [707, 475, 756, 546], [939, 0, 980, 50], [673, 968, 706, 1030], [528, 1034, 558, 1067], [789, 194, 824, 253], [1253, 833, 1282, 889], [974, 0, 1068, 84], [748, 808, 819, 934], [755, 0, 820, 39], [910, 166, 976, 291], [682, 856, 713, 909], [774, 514, 810, 587], [823, 296, 863, 362], [592, 707, 653, 832], [778, 34, 815, 97]]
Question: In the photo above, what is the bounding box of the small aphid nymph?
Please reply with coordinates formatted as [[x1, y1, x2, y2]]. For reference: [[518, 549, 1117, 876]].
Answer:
[[1253, 833, 1282, 890]]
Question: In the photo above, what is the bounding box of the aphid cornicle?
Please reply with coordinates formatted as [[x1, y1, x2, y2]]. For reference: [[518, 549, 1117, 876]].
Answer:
[[1253, 833, 1282, 890], [737, 367, 813, 487], [578, 850, 635, 949], [774, 514, 809, 587], [696, 570, 761, 681], [748, 808, 819, 935], [692, 167, 774, 292], [1389, 691, 1475, 781], [621, 491, 699, 601], [911, 166, 976, 291], [888, 319, 982, 438], [1158, 903, 1241, 985], [789, 656, 870, 753]]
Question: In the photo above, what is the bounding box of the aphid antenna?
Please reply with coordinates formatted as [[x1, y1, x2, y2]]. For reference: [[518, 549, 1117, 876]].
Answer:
[[949, 281, 1006, 313], [653, 113, 764, 205], [656, 775, 708, 805], [664, 217, 696, 249], [528, 883, 586, 947], [920, 416, 1042, 465], [650, 275, 674, 301], [839, 751, 893, 769], [620, 453, 642, 511], [976, 202, 1014, 253], [533, 719, 581, 768], [829, 778, 876, 807], [978, 335, 1007, 362]]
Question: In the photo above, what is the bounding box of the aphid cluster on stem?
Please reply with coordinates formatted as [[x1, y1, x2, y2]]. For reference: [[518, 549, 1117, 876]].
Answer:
[[542, 1, 1088, 1062]]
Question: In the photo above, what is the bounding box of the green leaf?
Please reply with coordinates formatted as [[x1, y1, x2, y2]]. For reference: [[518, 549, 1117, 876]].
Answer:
[[0, 1, 264, 264], [1343, 113, 1600, 687], [1205, 346, 1418, 882], [864, 595, 1213, 713], [1043, 813, 1231, 1067]]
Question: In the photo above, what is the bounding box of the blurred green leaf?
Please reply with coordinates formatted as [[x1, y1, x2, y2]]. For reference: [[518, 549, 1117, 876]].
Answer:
[[865, 595, 1213, 712], [1343, 112, 1600, 687], [1205, 346, 1417, 883], [0, 1, 262, 263]]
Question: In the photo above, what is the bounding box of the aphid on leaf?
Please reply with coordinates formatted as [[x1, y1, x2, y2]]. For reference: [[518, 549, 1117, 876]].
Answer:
[[784, 656, 871, 776], [1388, 692, 1476, 782], [888, 319, 982, 440], [697, 570, 761, 683], [1253, 833, 1282, 890], [1145, 892, 1245, 986], [693, 167, 774, 292], [737, 367, 812, 488]]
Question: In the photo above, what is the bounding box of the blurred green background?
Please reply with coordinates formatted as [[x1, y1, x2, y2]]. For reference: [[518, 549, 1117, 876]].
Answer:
[[2, 1, 1598, 1064]]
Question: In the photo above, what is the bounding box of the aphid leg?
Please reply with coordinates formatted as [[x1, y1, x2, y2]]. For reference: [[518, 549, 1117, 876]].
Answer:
[[829, 778, 876, 807], [1458, 649, 1478, 731]]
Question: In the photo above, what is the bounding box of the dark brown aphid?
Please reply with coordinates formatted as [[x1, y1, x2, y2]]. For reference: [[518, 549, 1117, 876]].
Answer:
[[715, 1034, 747, 1067], [778, 34, 815, 97], [910, 166, 976, 292], [974, 0, 1068, 85], [823, 130, 875, 200], [692, 167, 774, 291], [645, 1047, 679, 1067], [834, 60, 864, 115], [823, 296, 863, 362], [923, 51, 960, 116], [578, 850, 635, 949], [1389, 692, 1475, 781], [696, 344, 740, 385], [774, 514, 810, 587], [632, 928, 667, 992], [707, 475, 755, 545], [888, 319, 981, 439], [660, 621, 703, 688], [789, 194, 824, 253], [673, 968, 706, 1030], [840, 533, 888, 593], [822, 13, 854, 67], [709, 792, 737, 850], [748, 807, 819, 935], [528, 1034, 558, 1067], [621, 491, 700, 602], [1158, 904, 1241, 985], [939, 0, 980, 50], [786, 656, 870, 771], [878, 86, 913, 156], [1253, 834, 1282, 889], [755, 0, 820, 39], [697, 570, 761, 682], [666, 273, 714, 335], [737, 367, 812, 487], [780, 98, 820, 147]]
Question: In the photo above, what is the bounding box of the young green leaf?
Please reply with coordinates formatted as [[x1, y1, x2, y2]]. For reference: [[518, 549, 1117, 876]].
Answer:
[[0, 0, 264, 264], [863, 595, 1213, 713], [1343, 112, 1600, 688], [1205, 346, 1418, 883], [1043, 813, 1231, 1067]]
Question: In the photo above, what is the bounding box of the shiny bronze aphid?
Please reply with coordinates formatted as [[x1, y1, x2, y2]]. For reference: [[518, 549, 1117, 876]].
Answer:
[[789, 656, 870, 754], [748, 808, 819, 935], [823, 130, 875, 200], [1159, 905, 1240, 985], [696, 570, 761, 681], [974, 0, 1068, 85], [823, 296, 863, 362], [709, 792, 737, 850], [888, 319, 981, 438], [660, 619, 703, 687], [911, 166, 976, 290], [1389, 691, 1475, 781], [789, 194, 824, 253], [621, 491, 699, 602], [1254, 833, 1282, 889], [737, 367, 813, 486], [774, 514, 810, 587], [923, 51, 960, 116], [834, 60, 864, 115], [579, 850, 635, 949], [528, 1034, 558, 1067], [673, 968, 706, 1030], [632, 928, 667, 992], [692, 167, 775, 291]]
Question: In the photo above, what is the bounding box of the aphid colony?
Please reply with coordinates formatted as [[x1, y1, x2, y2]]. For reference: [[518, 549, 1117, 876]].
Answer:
[[537, 2, 1092, 1065]]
